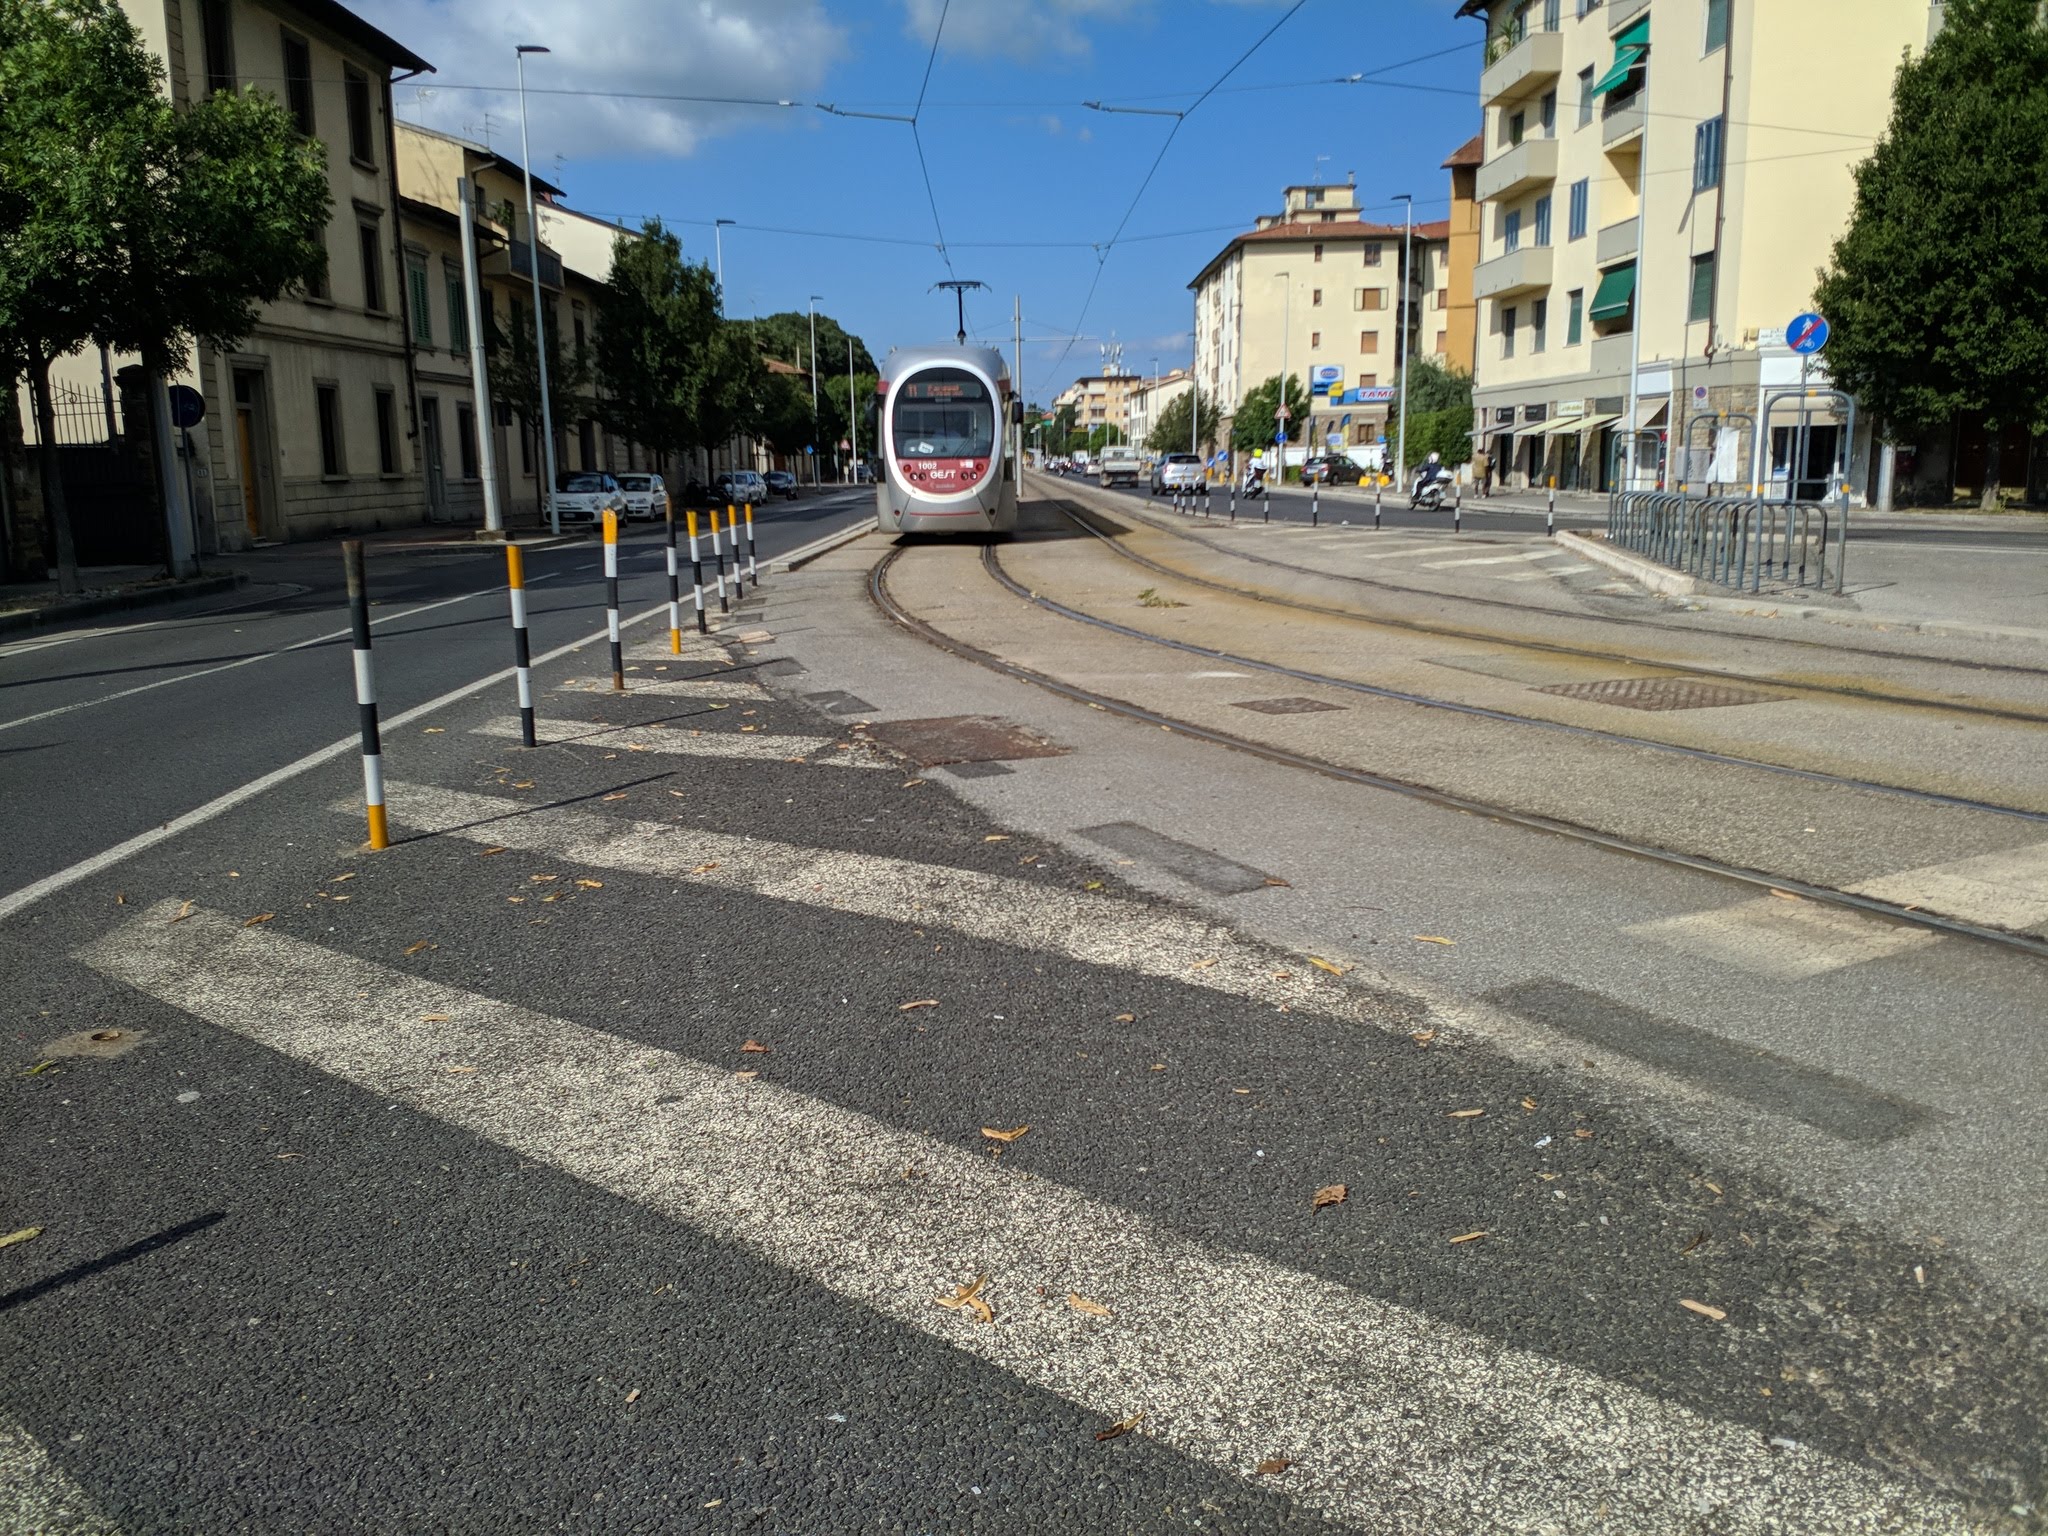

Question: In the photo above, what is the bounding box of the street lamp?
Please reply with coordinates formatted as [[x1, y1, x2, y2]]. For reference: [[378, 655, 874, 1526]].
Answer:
[[1393, 192, 1413, 492], [515, 45, 559, 533], [808, 294, 823, 486], [1275, 269, 1291, 482], [713, 218, 735, 300]]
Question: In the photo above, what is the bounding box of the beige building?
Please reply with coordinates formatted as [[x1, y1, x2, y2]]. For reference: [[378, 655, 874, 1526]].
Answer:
[[1459, 0, 1932, 495], [1189, 179, 1455, 462], [1054, 373, 1148, 442], [1123, 370, 1193, 451]]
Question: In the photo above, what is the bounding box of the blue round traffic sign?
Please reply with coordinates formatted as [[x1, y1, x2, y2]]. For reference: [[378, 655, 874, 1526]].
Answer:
[[167, 384, 206, 429], [1787, 312, 1830, 355]]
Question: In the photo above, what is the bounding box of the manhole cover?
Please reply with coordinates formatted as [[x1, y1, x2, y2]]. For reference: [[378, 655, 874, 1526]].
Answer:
[[1535, 677, 1787, 711], [1231, 697, 1346, 715], [864, 715, 1070, 767]]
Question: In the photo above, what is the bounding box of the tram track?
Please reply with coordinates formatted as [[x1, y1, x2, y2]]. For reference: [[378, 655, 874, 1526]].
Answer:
[[1051, 483, 2048, 721], [868, 541, 2048, 963]]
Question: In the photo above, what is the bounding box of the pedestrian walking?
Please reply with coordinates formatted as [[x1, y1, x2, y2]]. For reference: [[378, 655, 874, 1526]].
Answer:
[[1472, 445, 1492, 499]]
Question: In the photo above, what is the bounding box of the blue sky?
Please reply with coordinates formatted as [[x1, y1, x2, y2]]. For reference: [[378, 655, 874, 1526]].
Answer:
[[374, 0, 1482, 406]]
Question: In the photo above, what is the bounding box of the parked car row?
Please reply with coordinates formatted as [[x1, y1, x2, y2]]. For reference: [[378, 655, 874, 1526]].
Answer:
[[549, 468, 818, 527]]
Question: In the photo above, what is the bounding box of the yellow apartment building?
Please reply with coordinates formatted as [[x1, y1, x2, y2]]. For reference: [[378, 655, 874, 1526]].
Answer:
[[1460, 0, 1933, 496]]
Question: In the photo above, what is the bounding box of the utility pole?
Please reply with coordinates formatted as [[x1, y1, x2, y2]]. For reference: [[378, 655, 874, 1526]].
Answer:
[[848, 336, 858, 485], [515, 44, 559, 534], [457, 176, 503, 534], [1276, 269, 1291, 479], [1394, 192, 1414, 491]]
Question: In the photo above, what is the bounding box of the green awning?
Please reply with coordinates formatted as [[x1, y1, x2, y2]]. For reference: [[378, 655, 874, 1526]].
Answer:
[[1614, 15, 1650, 48], [1588, 262, 1637, 322], [1590, 43, 1646, 97]]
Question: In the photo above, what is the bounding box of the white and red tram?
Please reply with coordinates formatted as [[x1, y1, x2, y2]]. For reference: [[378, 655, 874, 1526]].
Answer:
[[874, 344, 1021, 535]]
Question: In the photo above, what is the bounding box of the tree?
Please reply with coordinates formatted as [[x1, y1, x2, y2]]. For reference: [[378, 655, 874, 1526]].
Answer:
[[1389, 357, 1475, 476], [1229, 373, 1313, 456], [487, 299, 592, 519], [1812, 0, 2048, 508], [1391, 355, 1473, 418], [746, 311, 877, 381], [594, 219, 716, 472], [0, 0, 329, 590], [1085, 422, 1125, 453], [1146, 390, 1220, 455]]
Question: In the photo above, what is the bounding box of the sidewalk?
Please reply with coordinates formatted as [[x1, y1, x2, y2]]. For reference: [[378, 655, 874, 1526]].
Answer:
[[0, 564, 243, 634]]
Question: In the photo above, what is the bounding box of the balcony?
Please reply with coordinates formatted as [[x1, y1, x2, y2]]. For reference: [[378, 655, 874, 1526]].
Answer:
[[1595, 217, 1639, 265], [1607, 0, 1650, 30], [1475, 136, 1559, 204], [1481, 28, 1564, 107], [1590, 333, 1635, 378], [1602, 96, 1645, 149], [1473, 244, 1554, 302], [483, 239, 563, 293]]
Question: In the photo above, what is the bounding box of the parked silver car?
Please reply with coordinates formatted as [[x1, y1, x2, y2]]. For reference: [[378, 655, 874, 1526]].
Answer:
[[553, 471, 627, 526], [615, 472, 668, 521]]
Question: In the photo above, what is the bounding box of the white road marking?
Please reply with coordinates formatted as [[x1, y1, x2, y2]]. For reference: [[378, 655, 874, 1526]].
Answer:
[[1418, 553, 1550, 569], [468, 717, 884, 766], [1625, 897, 1941, 980], [1848, 840, 2048, 934], [0, 1412, 121, 1535], [555, 675, 766, 700], [76, 903, 1977, 1536], [0, 599, 670, 925]]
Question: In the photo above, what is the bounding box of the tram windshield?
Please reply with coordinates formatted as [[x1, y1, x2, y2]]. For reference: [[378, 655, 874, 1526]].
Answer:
[[892, 368, 996, 458]]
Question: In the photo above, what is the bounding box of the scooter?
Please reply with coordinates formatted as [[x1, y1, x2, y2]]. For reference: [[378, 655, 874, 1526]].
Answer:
[[1241, 471, 1268, 500], [1410, 475, 1448, 512]]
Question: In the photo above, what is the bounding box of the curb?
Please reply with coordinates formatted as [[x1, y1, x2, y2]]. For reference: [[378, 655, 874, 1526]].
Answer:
[[1555, 531, 1703, 597], [774, 519, 875, 572], [0, 572, 245, 635]]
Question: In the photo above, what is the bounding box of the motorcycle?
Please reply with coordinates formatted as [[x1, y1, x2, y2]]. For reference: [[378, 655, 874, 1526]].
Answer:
[[1241, 469, 1268, 500], [1410, 473, 1449, 512]]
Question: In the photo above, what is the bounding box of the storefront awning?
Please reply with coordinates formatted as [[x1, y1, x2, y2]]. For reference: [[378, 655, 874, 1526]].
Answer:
[[1568, 413, 1622, 435], [1530, 415, 1584, 437], [1634, 398, 1669, 429], [1588, 263, 1636, 322]]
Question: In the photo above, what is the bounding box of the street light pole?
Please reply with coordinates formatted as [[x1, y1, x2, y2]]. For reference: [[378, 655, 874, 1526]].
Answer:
[[1276, 269, 1291, 480], [1394, 192, 1413, 493], [515, 44, 559, 535], [713, 219, 734, 298], [808, 294, 823, 486], [847, 336, 858, 485]]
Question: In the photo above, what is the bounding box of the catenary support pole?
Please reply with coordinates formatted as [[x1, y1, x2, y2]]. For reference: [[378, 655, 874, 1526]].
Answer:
[[664, 506, 683, 654], [343, 541, 388, 850], [603, 509, 624, 691], [506, 544, 537, 747], [686, 508, 708, 633]]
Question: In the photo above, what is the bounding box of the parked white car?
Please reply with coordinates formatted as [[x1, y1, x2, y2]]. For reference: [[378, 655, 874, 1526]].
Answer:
[[553, 471, 627, 527], [616, 472, 668, 522], [713, 470, 769, 506]]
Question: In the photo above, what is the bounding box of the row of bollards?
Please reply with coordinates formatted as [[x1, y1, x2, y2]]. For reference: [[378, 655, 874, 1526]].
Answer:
[[341, 500, 765, 852]]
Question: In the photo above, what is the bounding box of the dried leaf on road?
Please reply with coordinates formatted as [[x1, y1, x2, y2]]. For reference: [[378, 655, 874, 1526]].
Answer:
[[1521, 1097, 1538, 1111], [981, 1125, 1030, 1144], [242, 913, 275, 927], [1574, 1128, 1595, 1140], [1066, 1293, 1110, 1318], [0, 1227, 42, 1250], [1255, 1457, 1295, 1476], [1680, 1231, 1708, 1255], [1188, 956, 1219, 972], [1261, 876, 1292, 888], [735, 1069, 759, 1081], [1113, 1013, 1135, 1023], [169, 900, 196, 924], [983, 835, 1011, 842], [1412, 935, 1455, 946], [477, 848, 505, 857], [444, 1065, 477, 1075], [625, 1388, 641, 1404], [328, 872, 357, 883], [420, 1013, 451, 1023], [901, 779, 926, 789], [1083, 880, 1104, 892], [1308, 957, 1348, 976], [403, 941, 435, 956], [1448, 1108, 1485, 1119], [1768, 889, 1801, 902], [602, 793, 629, 802], [1679, 1298, 1727, 1321], [1094, 1411, 1145, 1442], [690, 861, 721, 875], [511, 780, 535, 790], [1312, 1183, 1349, 1210], [1449, 1230, 1488, 1245], [423, 727, 444, 734], [898, 999, 939, 1012], [529, 874, 558, 883], [935, 1274, 995, 1325], [1410, 1029, 1436, 1047], [17, 1061, 55, 1077], [575, 879, 604, 890], [740, 1040, 773, 1054]]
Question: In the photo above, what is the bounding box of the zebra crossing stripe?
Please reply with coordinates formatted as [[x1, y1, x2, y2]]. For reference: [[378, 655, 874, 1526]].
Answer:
[[0, 1411, 122, 1536], [467, 718, 885, 767], [74, 903, 1975, 1536]]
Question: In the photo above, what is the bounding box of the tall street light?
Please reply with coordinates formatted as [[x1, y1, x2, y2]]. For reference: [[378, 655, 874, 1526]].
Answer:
[[713, 219, 735, 300], [1274, 269, 1291, 481], [1393, 192, 1413, 492], [515, 44, 559, 534], [808, 294, 824, 486]]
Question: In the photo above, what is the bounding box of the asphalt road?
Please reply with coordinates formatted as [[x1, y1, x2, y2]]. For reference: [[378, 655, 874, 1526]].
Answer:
[[0, 490, 873, 904]]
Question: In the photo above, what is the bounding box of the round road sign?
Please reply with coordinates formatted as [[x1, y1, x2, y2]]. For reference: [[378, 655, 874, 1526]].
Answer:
[[1787, 312, 1830, 355], [167, 384, 205, 429]]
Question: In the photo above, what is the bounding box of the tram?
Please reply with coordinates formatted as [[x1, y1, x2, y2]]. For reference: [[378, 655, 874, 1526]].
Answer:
[[874, 344, 1022, 535]]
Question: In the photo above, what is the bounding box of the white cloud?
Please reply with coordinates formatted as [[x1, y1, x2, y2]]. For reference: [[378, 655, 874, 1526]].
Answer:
[[901, 0, 1140, 63], [364, 0, 847, 162]]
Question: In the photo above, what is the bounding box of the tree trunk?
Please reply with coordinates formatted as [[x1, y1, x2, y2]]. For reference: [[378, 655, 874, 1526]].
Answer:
[[29, 357, 82, 597], [1980, 432, 2002, 512]]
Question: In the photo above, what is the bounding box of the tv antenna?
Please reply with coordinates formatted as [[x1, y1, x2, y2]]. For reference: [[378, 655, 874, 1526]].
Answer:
[[932, 280, 987, 345]]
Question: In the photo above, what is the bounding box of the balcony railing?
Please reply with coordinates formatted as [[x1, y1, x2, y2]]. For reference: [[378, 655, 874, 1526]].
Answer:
[[1595, 217, 1639, 265], [1473, 244, 1554, 302], [484, 239, 564, 292], [1482, 28, 1564, 107], [1590, 332, 1635, 377], [1601, 94, 1645, 149], [1475, 135, 1560, 203]]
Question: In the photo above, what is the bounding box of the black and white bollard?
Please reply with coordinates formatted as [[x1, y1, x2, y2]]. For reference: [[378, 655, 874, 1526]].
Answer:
[[506, 544, 536, 748], [1311, 478, 1320, 528], [1374, 478, 1383, 531], [342, 540, 387, 850], [1453, 483, 1463, 535], [686, 508, 708, 634], [726, 503, 746, 599], [603, 509, 624, 692], [709, 506, 730, 615], [664, 508, 684, 655], [1546, 477, 1556, 539], [744, 502, 760, 585]]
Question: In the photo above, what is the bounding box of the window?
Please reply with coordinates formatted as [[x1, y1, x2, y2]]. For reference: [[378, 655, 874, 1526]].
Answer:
[[407, 260, 431, 346], [305, 246, 330, 301], [518, 413, 532, 474], [1577, 66, 1596, 127], [1311, 288, 1323, 307], [199, 0, 234, 94], [1504, 208, 1522, 253], [1310, 331, 1321, 348], [1360, 331, 1379, 354], [1532, 297, 1548, 354], [1434, 331, 1447, 355], [1502, 305, 1518, 359], [1313, 243, 1324, 263], [1693, 116, 1724, 192], [1705, 0, 1729, 52], [1436, 287, 1449, 309], [1508, 110, 1526, 146], [358, 220, 383, 312], [1354, 287, 1384, 311], [281, 30, 313, 134], [1363, 244, 1382, 266], [1544, 0, 1561, 27], [1533, 194, 1552, 247], [1359, 374, 1378, 387], [1579, 0, 1600, 12], [573, 312, 587, 358], [374, 388, 398, 474], [1688, 252, 1716, 322], [446, 269, 468, 351], [1568, 178, 1589, 240], [1567, 289, 1584, 345], [316, 384, 343, 476], [1540, 89, 1557, 137], [344, 66, 374, 165], [456, 403, 479, 480]]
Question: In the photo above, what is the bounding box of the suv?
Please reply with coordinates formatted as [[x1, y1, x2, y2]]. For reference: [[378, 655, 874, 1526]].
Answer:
[[764, 470, 799, 500], [615, 472, 668, 522], [553, 471, 626, 526], [713, 470, 769, 506], [1302, 455, 1365, 486], [1151, 454, 1204, 496]]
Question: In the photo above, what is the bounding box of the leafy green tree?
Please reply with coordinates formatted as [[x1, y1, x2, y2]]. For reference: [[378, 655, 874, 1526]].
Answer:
[[487, 299, 592, 521], [1146, 390, 1220, 455], [0, 0, 329, 589], [1229, 373, 1312, 455], [1406, 408, 1472, 470], [1813, 0, 2048, 508], [1391, 355, 1474, 418], [1085, 423, 1126, 453], [745, 311, 877, 381], [594, 219, 718, 473]]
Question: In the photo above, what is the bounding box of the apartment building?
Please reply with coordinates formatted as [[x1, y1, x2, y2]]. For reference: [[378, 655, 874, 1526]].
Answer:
[[1054, 374, 1147, 440], [1189, 179, 1454, 459], [1123, 370, 1193, 451], [1460, 0, 1930, 495]]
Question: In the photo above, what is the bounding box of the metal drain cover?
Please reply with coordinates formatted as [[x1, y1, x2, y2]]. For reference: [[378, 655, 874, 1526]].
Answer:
[[1535, 676, 1787, 711], [864, 715, 1069, 766], [1231, 696, 1346, 715]]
